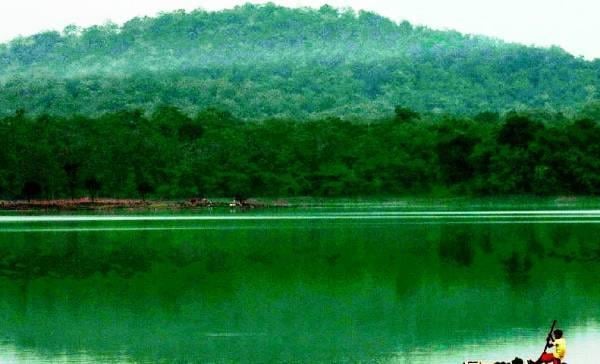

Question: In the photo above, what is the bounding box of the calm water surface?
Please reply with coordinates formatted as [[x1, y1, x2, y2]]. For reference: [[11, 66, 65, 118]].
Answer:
[[0, 203, 599, 363]]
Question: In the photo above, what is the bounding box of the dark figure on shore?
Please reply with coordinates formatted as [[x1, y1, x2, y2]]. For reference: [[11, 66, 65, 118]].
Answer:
[[531, 329, 566, 364]]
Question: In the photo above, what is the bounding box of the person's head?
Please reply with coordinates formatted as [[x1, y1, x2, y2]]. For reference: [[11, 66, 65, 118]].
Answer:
[[554, 329, 563, 339]]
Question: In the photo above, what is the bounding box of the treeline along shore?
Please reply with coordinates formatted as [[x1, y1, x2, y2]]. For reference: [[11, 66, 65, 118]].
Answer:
[[1, 106, 600, 203]]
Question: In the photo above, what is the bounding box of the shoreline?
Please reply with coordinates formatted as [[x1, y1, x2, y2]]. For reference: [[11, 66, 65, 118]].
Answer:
[[1, 195, 599, 212], [0, 198, 290, 212]]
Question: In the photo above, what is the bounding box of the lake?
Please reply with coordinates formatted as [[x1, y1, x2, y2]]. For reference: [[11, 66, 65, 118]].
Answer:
[[0, 202, 599, 363]]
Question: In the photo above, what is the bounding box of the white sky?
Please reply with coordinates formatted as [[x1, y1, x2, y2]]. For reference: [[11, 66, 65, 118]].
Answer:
[[0, 0, 598, 60]]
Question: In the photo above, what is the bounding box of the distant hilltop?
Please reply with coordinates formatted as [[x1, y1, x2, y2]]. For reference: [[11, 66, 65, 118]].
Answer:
[[0, 3, 599, 118]]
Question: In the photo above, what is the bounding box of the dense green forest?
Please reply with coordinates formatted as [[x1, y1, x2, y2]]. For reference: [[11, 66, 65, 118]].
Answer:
[[1, 3, 599, 119], [2, 106, 600, 200], [2, 4, 600, 200]]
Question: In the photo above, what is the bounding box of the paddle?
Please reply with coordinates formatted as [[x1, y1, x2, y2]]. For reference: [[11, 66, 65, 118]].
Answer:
[[543, 320, 557, 353]]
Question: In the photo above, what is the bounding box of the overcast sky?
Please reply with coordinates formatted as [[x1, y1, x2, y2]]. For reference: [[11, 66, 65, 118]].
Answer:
[[0, 0, 598, 60]]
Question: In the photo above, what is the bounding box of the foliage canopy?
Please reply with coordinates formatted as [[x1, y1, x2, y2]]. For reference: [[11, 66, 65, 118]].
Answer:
[[1, 4, 599, 118]]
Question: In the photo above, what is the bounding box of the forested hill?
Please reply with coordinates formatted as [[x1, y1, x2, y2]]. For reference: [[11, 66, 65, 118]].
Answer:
[[1, 3, 599, 118]]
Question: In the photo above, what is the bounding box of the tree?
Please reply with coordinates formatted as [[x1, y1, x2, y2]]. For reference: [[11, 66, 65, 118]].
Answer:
[[137, 181, 154, 201], [394, 106, 420, 123], [63, 161, 80, 199], [178, 122, 204, 142], [151, 105, 191, 137], [22, 181, 42, 201], [474, 111, 499, 123], [84, 177, 102, 202], [437, 134, 478, 184], [497, 115, 542, 148]]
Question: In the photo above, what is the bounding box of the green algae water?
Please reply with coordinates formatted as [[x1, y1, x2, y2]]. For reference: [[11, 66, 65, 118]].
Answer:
[[0, 204, 599, 363]]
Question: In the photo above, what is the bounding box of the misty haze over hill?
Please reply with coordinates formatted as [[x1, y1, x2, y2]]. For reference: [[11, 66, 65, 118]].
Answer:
[[1, 3, 599, 118]]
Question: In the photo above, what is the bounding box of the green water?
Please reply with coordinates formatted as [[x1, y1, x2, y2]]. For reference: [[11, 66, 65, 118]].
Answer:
[[0, 205, 599, 363]]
